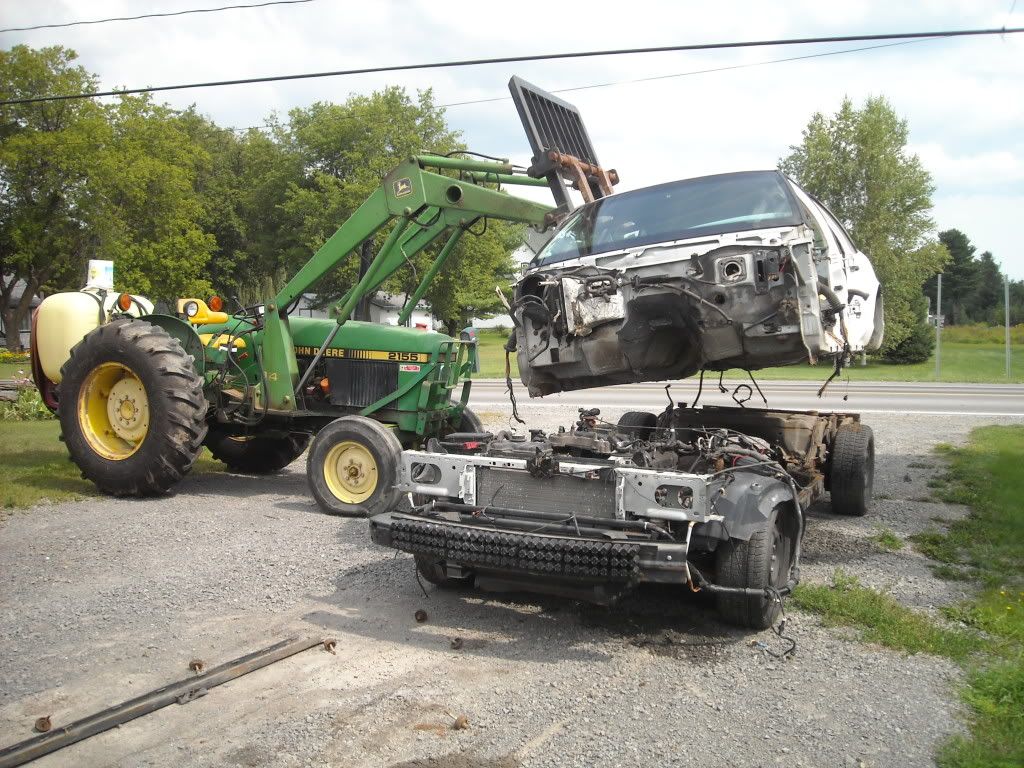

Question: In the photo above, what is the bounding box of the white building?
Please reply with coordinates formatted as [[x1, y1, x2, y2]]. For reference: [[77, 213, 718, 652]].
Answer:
[[291, 292, 438, 330]]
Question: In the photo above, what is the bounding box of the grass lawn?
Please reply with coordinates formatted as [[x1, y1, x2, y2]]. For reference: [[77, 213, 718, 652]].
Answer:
[[0, 418, 226, 511], [474, 330, 1023, 383], [0, 420, 97, 509], [795, 426, 1024, 767], [0, 360, 30, 379]]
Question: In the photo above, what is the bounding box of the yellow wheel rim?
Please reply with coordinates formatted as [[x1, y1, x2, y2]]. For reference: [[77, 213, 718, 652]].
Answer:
[[323, 440, 378, 504], [77, 362, 149, 461]]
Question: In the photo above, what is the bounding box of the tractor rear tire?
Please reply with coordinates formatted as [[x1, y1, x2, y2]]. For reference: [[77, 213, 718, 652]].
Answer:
[[715, 504, 797, 629], [307, 415, 402, 517], [57, 318, 207, 497], [617, 411, 658, 439], [829, 423, 875, 517], [455, 404, 484, 433], [205, 428, 310, 474]]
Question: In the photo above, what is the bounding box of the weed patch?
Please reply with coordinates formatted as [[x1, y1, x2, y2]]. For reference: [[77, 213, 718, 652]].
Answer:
[[872, 527, 904, 551], [793, 570, 978, 662], [925, 426, 1024, 766]]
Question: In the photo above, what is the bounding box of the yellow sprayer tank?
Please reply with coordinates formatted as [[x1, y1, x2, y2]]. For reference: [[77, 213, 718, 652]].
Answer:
[[35, 290, 153, 383]]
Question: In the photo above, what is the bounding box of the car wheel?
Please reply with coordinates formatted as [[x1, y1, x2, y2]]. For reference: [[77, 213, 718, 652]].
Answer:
[[829, 423, 874, 516], [715, 504, 797, 629]]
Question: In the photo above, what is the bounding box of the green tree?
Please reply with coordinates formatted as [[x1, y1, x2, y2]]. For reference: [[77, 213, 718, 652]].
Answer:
[[882, 294, 934, 363], [1, 45, 215, 350], [91, 94, 215, 302], [973, 251, 1004, 324], [779, 96, 947, 350], [279, 87, 467, 304], [174, 109, 304, 305], [426, 220, 522, 335], [925, 229, 979, 325], [0, 45, 104, 349]]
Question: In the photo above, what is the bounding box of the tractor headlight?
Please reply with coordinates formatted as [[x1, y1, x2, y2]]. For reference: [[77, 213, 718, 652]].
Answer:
[[183, 300, 199, 318]]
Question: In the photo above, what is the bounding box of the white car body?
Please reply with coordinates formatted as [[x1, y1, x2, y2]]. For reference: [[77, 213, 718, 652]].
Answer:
[[512, 171, 883, 396]]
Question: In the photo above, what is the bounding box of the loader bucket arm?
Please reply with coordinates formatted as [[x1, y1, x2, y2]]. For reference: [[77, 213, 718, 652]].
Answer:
[[261, 155, 554, 410]]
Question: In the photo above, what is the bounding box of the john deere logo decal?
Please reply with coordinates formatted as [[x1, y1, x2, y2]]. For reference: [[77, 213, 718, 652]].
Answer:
[[393, 178, 413, 198]]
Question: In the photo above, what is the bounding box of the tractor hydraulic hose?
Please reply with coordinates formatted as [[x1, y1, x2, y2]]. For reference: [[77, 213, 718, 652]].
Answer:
[[293, 321, 342, 398], [415, 154, 513, 174]]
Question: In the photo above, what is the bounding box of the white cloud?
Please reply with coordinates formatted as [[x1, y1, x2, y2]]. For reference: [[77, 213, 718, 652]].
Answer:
[[910, 142, 1024, 189]]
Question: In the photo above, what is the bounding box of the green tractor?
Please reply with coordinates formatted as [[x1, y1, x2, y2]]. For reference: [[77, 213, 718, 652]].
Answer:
[[32, 153, 556, 516]]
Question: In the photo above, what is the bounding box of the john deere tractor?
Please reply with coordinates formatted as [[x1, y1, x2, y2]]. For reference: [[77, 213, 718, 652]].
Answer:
[[31, 152, 556, 516]]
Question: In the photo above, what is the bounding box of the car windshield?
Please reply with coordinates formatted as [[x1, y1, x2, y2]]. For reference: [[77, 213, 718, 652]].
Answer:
[[535, 171, 803, 265]]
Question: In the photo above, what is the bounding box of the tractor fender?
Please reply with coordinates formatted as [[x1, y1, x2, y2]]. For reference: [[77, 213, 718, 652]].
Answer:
[[141, 314, 206, 375]]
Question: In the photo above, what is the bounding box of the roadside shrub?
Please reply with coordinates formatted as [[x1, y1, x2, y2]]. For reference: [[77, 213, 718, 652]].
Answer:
[[883, 318, 935, 364], [0, 388, 54, 421]]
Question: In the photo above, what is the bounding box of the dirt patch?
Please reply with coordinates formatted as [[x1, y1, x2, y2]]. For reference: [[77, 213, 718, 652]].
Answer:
[[801, 526, 878, 563], [390, 754, 519, 768], [628, 631, 738, 663]]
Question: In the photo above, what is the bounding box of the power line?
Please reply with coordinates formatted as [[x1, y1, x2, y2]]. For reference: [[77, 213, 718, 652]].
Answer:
[[440, 37, 933, 108], [0, 0, 315, 34], [216, 36, 953, 132], [3, 26, 1021, 107]]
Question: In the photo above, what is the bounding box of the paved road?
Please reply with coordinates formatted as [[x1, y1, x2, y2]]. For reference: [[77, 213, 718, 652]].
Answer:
[[469, 378, 1024, 417]]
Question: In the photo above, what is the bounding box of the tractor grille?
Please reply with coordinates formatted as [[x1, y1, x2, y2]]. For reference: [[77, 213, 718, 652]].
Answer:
[[390, 517, 640, 580], [326, 359, 398, 408]]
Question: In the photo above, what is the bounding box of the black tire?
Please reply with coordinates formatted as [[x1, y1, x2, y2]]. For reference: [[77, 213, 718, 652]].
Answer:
[[306, 415, 402, 517], [455, 403, 484, 433], [829, 423, 874, 517], [715, 505, 797, 629], [57, 318, 207, 497], [617, 411, 658, 439], [205, 428, 310, 474]]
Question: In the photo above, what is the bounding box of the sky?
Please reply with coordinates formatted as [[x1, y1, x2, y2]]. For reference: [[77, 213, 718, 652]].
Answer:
[[3, 0, 1023, 278]]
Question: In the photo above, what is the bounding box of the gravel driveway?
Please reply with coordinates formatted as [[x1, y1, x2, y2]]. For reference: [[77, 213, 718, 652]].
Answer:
[[0, 409, 1014, 768]]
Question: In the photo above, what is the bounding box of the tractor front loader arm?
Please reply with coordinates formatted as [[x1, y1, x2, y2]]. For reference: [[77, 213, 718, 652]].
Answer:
[[260, 155, 554, 411]]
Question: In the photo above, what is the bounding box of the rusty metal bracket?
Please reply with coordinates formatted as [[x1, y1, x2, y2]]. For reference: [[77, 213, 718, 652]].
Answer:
[[0, 636, 326, 768], [546, 151, 619, 204]]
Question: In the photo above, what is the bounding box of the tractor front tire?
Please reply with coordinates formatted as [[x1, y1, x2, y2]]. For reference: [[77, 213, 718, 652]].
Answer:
[[307, 416, 402, 517], [455, 403, 484, 433], [57, 318, 208, 497], [205, 428, 310, 474]]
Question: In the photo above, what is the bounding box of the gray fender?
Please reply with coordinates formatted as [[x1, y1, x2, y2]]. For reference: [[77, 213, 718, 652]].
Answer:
[[709, 472, 794, 542]]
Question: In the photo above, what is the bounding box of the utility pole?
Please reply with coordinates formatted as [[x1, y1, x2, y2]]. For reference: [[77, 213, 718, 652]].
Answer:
[[935, 273, 942, 381], [1007, 275, 1012, 379]]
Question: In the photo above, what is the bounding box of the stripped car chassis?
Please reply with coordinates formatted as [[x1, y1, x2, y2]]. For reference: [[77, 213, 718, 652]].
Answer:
[[370, 404, 874, 629]]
